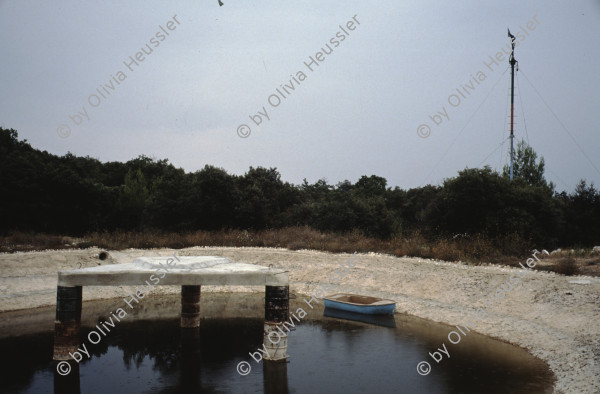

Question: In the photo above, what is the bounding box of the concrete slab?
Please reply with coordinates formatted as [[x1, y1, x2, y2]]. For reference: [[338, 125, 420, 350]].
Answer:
[[57, 256, 288, 287]]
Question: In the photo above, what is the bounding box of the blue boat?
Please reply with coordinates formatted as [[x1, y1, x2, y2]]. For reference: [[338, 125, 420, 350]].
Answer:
[[323, 293, 396, 315]]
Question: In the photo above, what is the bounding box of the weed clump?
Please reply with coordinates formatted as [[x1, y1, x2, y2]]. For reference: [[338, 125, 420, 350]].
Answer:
[[555, 257, 578, 276]]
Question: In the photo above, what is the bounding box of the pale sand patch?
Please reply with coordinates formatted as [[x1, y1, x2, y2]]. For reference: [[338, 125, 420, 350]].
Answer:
[[0, 246, 598, 393]]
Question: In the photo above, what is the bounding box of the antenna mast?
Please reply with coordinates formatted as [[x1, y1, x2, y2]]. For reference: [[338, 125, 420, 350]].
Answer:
[[508, 29, 518, 181]]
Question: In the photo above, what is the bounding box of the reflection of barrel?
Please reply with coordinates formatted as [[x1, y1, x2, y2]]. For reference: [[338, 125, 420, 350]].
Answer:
[[56, 286, 82, 321], [181, 285, 201, 328], [263, 357, 289, 394], [180, 328, 202, 389], [54, 360, 81, 394], [54, 286, 82, 360], [53, 320, 81, 360], [265, 286, 288, 322]]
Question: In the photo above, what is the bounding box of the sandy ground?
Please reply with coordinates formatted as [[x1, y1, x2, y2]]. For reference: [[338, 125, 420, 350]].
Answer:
[[0, 246, 599, 393]]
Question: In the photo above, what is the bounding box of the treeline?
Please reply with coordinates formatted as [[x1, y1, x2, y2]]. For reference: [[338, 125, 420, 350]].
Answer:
[[1, 128, 598, 247]]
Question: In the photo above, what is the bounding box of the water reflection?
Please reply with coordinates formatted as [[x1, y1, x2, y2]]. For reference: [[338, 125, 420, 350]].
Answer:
[[263, 362, 289, 394], [53, 362, 79, 394], [323, 307, 396, 328], [0, 294, 555, 393]]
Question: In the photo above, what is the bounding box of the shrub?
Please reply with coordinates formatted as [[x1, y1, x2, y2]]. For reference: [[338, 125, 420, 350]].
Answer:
[[555, 257, 578, 276]]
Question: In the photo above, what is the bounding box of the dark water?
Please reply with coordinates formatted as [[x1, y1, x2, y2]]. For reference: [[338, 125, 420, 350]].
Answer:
[[0, 294, 554, 394]]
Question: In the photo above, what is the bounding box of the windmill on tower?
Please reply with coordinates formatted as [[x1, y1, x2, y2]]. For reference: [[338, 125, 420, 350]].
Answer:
[[507, 29, 519, 181]]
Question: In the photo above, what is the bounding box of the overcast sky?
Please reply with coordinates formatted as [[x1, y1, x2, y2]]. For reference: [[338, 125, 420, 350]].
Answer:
[[1, 0, 599, 192]]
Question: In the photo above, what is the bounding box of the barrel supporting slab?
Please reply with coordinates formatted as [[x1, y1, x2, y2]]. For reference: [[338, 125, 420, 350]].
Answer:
[[263, 285, 290, 361]]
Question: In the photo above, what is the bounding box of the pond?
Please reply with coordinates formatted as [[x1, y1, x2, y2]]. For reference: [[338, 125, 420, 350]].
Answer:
[[0, 293, 554, 393]]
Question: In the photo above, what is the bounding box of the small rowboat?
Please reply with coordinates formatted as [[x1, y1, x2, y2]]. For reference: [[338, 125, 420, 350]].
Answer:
[[323, 293, 396, 315]]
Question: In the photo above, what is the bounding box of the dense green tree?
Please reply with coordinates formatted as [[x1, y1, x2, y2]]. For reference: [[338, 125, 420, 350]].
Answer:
[[144, 166, 189, 231], [430, 167, 561, 244], [1, 126, 597, 247], [559, 180, 600, 245], [236, 167, 299, 229], [116, 169, 149, 229], [503, 139, 554, 191], [354, 175, 387, 197], [187, 165, 239, 230]]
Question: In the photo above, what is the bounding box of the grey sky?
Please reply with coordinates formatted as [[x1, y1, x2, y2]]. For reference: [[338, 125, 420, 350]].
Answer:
[[1, 0, 599, 192]]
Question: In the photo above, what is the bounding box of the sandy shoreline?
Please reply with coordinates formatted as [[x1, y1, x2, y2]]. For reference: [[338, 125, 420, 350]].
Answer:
[[1, 246, 598, 393]]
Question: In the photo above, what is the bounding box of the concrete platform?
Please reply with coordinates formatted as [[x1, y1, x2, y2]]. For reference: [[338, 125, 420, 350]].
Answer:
[[53, 255, 290, 362], [57, 256, 289, 287]]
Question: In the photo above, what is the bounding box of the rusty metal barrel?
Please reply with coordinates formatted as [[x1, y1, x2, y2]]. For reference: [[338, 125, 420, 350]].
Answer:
[[265, 286, 289, 323], [53, 286, 82, 361], [263, 285, 290, 362], [180, 285, 201, 328], [263, 321, 288, 361]]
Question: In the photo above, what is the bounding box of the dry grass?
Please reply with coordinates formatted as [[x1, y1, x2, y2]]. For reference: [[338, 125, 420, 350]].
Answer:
[[532, 250, 600, 277], [0, 227, 520, 262], [0, 232, 80, 253], [1, 227, 596, 276]]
